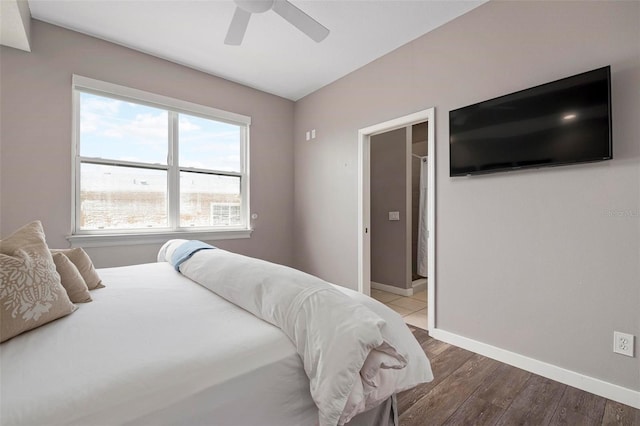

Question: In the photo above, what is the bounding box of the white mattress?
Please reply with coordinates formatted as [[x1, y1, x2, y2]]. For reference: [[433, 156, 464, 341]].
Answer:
[[1, 262, 320, 426]]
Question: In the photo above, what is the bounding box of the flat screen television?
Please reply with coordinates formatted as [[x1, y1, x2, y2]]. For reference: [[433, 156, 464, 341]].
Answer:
[[449, 66, 612, 177]]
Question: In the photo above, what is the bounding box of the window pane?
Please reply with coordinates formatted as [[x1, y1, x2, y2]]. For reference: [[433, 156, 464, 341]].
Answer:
[[179, 114, 241, 172], [80, 163, 167, 230], [180, 172, 241, 227], [80, 92, 168, 165]]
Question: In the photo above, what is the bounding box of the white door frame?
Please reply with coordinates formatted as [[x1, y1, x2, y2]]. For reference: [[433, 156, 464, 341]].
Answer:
[[358, 108, 436, 330]]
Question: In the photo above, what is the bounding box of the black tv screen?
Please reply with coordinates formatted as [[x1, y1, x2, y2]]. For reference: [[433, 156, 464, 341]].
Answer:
[[449, 66, 612, 176]]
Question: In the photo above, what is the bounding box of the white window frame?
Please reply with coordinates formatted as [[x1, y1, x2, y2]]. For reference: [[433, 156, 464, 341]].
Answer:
[[68, 75, 252, 247]]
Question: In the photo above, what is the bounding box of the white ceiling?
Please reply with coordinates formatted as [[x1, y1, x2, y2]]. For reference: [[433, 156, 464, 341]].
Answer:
[[26, 0, 486, 101]]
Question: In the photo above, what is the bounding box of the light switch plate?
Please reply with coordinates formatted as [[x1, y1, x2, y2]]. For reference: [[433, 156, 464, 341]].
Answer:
[[389, 211, 400, 221]]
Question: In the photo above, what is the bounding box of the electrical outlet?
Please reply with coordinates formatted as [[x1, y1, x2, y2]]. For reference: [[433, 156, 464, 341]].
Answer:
[[613, 331, 634, 357]]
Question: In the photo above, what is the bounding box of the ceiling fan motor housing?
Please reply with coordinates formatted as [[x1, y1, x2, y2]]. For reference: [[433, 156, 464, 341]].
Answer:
[[235, 0, 274, 14]]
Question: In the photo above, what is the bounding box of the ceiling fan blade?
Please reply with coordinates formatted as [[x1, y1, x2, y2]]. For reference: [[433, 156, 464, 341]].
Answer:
[[272, 0, 329, 42], [225, 7, 252, 45]]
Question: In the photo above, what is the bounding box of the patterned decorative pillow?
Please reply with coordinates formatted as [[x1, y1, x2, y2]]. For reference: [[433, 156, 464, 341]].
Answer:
[[0, 221, 77, 343], [52, 252, 93, 303], [50, 248, 104, 290]]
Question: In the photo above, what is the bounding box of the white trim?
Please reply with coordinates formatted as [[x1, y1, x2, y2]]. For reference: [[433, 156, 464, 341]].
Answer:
[[430, 328, 640, 410], [72, 75, 251, 125], [360, 110, 430, 137], [357, 128, 371, 296], [371, 279, 427, 296], [358, 108, 436, 330], [241, 124, 251, 230], [412, 278, 427, 294], [426, 109, 435, 331], [371, 281, 413, 297], [168, 111, 180, 229], [71, 86, 81, 236], [66, 229, 252, 248]]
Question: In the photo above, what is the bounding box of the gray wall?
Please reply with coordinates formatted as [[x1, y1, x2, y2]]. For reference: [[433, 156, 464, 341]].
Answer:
[[294, 0, 639, 392], [0, 20, 295, 268], [370, 128, 408, 289]]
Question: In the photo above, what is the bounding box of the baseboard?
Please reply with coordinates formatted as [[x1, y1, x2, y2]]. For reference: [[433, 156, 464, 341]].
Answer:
[[429, 328, 640, 410], [371, 281, 413, 296], [412, 278, 427, 293]]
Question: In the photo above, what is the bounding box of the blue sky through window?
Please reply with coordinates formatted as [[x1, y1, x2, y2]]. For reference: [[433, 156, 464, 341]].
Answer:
[[80, 92, 241, 172]]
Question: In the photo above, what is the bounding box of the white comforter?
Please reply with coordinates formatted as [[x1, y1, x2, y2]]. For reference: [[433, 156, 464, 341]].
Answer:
[[2, 263, 318, 426], [159, 240, 433, 426]]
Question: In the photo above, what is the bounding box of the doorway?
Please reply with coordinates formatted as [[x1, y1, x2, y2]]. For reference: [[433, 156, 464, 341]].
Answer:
[[358, 108, 435, 330]]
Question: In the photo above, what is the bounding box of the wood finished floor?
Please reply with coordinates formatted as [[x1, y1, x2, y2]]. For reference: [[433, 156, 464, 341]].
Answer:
[[400, 326, 640, 426]]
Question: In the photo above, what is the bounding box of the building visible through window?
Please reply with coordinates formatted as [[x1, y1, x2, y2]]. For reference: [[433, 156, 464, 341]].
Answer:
[[210, 203, 241, 227]]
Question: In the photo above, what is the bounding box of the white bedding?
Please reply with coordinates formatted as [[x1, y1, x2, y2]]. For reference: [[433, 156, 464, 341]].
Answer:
[[1, 262, 319, 426], [1, 251, 432, 426], [162, 241, 432, 426]]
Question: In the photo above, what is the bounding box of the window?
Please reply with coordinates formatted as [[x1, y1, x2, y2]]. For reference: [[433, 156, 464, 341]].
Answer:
[[71, 76, 251, 245]]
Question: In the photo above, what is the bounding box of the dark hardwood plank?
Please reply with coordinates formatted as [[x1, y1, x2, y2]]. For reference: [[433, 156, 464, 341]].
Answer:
[[494, 375, 566, 426], [418, 335, 450, 359], [397, 344, 475, 413], [548, 385, 607, 425], [602, 400, 640, 426], [406, 327, 449, 358], [399, 354, 501, 426], [441, 395, 505, 426], [473, 363, 532, 410], [407, 326, 430, 345], [400, 329, 640, 426]]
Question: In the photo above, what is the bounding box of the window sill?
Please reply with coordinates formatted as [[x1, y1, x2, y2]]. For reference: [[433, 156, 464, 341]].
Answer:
[[66, 229, 252, 248]]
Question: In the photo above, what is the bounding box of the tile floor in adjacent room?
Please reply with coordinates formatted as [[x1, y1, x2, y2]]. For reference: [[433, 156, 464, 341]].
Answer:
[[371, 289, 427, 330]]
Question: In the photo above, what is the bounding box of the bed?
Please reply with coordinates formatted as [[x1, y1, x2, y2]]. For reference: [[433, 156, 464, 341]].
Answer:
[[0, 226, 433, 426]]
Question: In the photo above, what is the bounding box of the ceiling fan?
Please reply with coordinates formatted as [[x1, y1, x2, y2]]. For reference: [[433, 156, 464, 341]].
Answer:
[[225, 0, 330, 46]]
